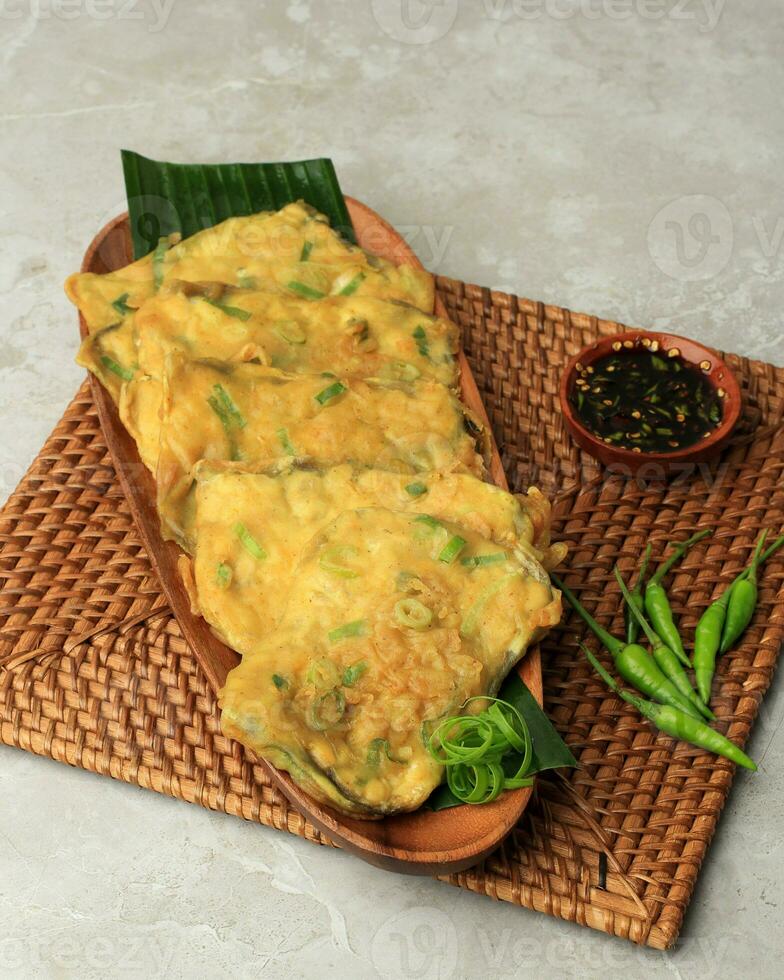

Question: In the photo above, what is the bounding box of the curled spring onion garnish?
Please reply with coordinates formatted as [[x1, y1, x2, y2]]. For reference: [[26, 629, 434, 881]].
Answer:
[[427, 697, 534, 804], [300, 240, 314, 261], [394, 598, 432, 630]]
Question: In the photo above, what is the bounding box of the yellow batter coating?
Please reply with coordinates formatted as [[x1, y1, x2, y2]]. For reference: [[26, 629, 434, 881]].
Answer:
[[66, 199, 563, 818], [150, 357, 485, 545], [188, 462, 556, 653], [220, 507, 560, 816], [68, 201, 434, 404], [133, 290, 457, 384]]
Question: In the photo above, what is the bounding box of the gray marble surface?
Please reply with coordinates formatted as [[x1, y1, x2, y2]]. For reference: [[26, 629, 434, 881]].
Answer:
[[1, 2, 782, 977]]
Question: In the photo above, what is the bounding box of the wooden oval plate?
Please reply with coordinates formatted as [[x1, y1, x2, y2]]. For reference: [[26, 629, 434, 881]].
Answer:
[[78, 197, 543, 874]]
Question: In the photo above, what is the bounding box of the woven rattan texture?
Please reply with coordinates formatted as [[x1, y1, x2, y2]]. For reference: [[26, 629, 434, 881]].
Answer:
[[1, 278, 783, 950]]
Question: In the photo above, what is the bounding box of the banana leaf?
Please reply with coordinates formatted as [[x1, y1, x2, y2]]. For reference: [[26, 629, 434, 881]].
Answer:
[[425, 673, 577, 811], [121, 150, 355, 260]]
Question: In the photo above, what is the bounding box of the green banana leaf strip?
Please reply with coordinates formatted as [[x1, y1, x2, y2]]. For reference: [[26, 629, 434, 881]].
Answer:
[[425, 673, 577, 811], [121, 150, 356, 260]]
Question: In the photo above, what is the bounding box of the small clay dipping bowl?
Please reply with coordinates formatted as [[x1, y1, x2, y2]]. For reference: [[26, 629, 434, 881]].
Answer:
[[559, 330, 741, 477]]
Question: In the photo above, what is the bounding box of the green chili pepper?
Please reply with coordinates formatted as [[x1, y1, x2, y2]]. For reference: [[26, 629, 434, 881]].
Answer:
[[693, 530, 784, 699], [581, 644, 757, 771], [624, 543, 652, 645], [693, 595, 732, 705], [720, 530, 769, 653], [615, 568, 714, 721], [644, 529, 713, 668], [551, 574, 702, 719]]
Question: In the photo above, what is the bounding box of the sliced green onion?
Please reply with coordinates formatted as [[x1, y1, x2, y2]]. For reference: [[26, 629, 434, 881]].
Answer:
[[439, 535, 467, 564], [405, 481, 428, 497], [366, 738, 406, 767], [272, 319, 306, 344], [328, 619, 367, 643], [342, 660, 367, 686], [315, 380, 347, 405], [236, 271, 257, 288], [413, 324, 430, 359], [272, 673, 288, 690], [216, 562, 232, 588], [203, 297, 251, 321], [395, 570, 418, 591], [319, 545, 360, 579], [287, 280, 325, 300], [152, 237, 169, 290], [414, 514, 441, 530], [460, 553, 507, 568], [100, 354, 134, 382], [394, 598, 432, 630], [233, 521, 267, 560], [367, 738, 390, 767], [111, 292, 133, 317], [276, 427, 296, 455], [207, 383, 246, 431], [337, 272, 365, 296], [307, 689, 346, 731], [382, 360, 420, 382], [306, 657, 341, 689], [300, 240, 314, 261]]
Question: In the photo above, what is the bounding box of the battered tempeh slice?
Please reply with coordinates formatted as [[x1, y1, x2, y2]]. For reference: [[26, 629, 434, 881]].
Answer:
[[67, 201, 435, 402], [150, 358, 485, 544], [187, 462, 560, 653], [131, 291, 458, 387], [219, 507, 561, 817]]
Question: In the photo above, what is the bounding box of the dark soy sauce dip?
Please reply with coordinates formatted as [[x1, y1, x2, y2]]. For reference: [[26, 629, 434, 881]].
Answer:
[[570, 338, 724, 454]]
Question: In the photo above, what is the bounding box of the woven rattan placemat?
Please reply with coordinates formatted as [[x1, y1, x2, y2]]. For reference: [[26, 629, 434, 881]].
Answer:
[[1, 276, 783, 949]]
